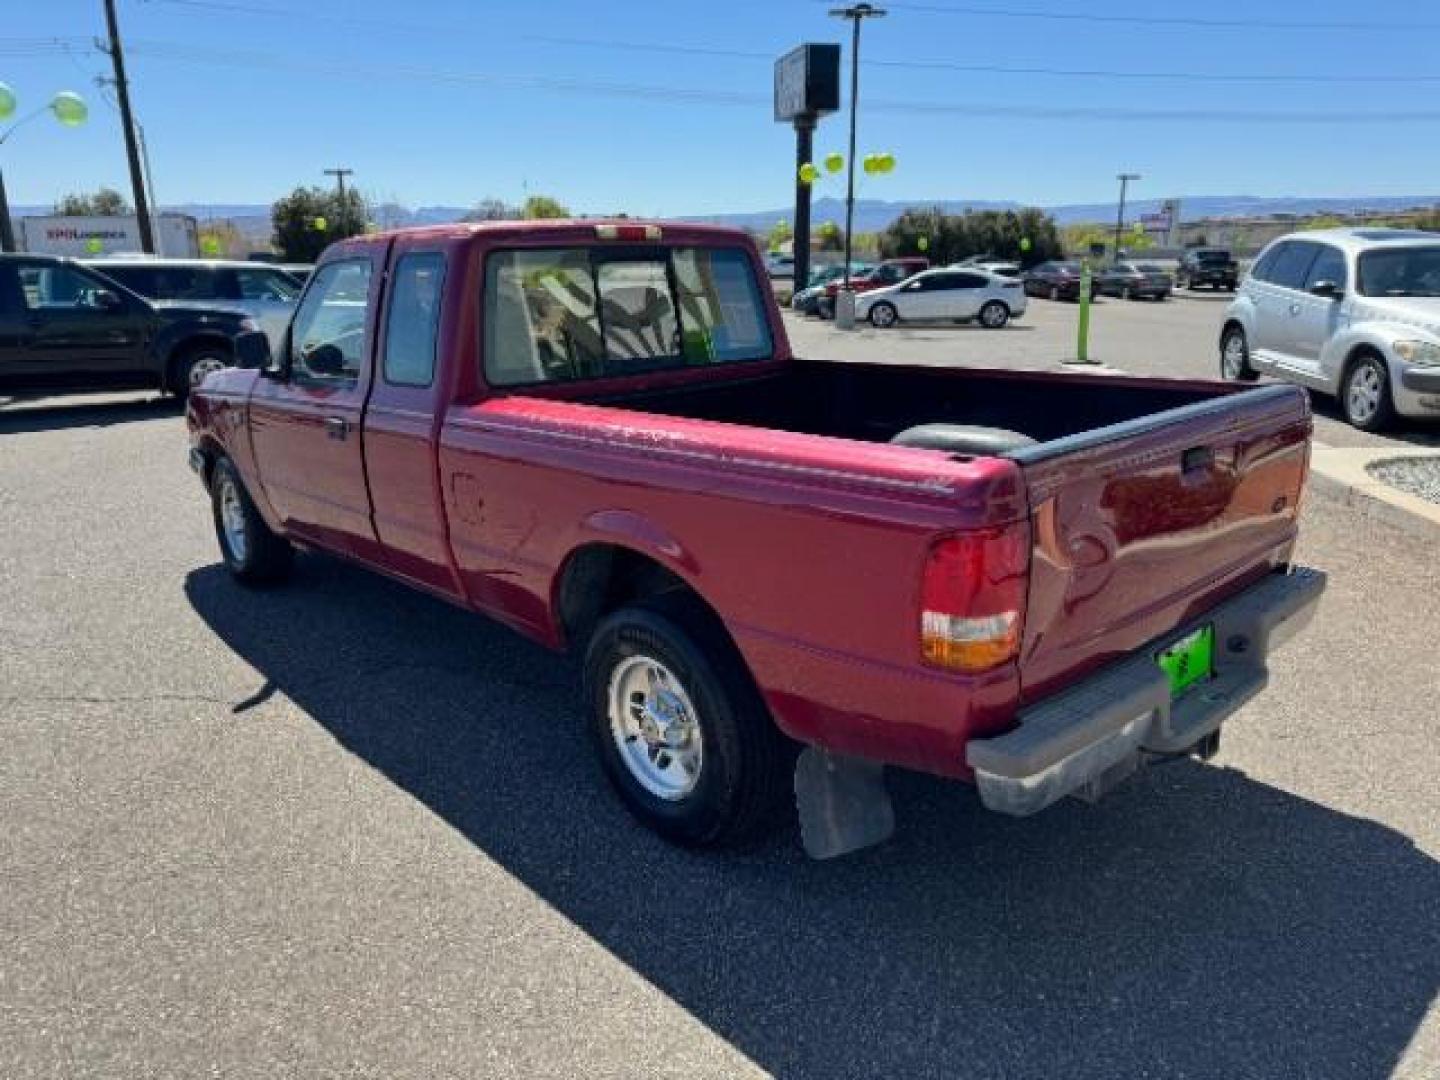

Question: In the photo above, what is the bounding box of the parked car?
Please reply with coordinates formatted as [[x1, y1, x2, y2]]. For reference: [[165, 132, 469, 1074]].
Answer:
[[1095, 262, 1173, 301], [0, 254, 255, 397], [1023, 261, 1099, 302], [817, 257, 929, 317], [953, 260, 1021, 279], [791, 263, 871, 315], [189, 220, 1325, 858], [855, 268, 1027, 329], [764, 253, 795, 281], [1221, 228, 1440, 431], [1177, 248, 1239, 291], [83, 257, 301, 348]]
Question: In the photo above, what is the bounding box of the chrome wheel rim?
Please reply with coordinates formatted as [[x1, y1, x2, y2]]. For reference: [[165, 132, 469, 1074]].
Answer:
[[872, 305, 895, 327], [189, 354, 227, 388], [219, 476, 248, 563], [1222, 333, 1246, 378], [981, 303, 1005, 328], [1348, 364, 1382, 423], [608, 655, 703, 801]]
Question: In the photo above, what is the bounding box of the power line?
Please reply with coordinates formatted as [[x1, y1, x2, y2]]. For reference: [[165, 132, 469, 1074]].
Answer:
[[872, 2, 1440, 32], [121, 40, 1440, 125]]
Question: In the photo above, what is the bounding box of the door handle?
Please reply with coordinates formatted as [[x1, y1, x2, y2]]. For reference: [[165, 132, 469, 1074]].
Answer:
[[1289, 303, 1301, 316], [324, 416, 349, 440]]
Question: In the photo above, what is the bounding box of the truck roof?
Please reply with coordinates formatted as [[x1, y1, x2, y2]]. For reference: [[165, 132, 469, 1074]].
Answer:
[[337, 218, 755, 249]]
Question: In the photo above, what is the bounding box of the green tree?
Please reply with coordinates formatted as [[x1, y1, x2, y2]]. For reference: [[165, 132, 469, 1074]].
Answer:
[[766, 218, 793, 252], [271, 185, 368, 262], [54, 187, 130, 216], [881, 207, 1062, 266], [1411, 205, 1440, 232], [816, 220, 845, 251], [521, 195, 570, 220], [464, 197, 518, 222]]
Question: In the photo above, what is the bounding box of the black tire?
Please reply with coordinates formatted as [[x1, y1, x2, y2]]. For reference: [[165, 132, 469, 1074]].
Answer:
[[978, 300, 1010, 329], [583, 594, 792, 848], [1341, 353, 1396, 432], [210, 457, 293, 585], [1219, 325, 1259, 382], [868, 302, 898, 328], [170, 341, 232, 399]]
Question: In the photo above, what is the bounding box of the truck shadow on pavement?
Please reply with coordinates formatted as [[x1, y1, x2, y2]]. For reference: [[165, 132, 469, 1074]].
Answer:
[[0, 394, 176, 435], [186, 557, 1439, 1080]]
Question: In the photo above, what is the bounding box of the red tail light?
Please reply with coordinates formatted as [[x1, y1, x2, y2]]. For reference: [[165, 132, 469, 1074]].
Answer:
[[920, 524, 1030, 673], [594, 224, 662, 241]]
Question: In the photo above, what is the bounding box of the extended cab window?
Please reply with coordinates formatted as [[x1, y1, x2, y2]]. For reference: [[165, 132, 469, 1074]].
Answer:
[[484, 246, 772, 387], [383, 252, 446, 387], [287, 258, 372, 387]]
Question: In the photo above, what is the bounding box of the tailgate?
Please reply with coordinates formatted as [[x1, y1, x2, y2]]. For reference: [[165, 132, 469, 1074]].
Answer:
[[1012, 385, 1312, 705]]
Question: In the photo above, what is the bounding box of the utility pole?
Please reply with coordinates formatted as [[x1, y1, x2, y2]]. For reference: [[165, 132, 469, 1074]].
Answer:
[[1114, 172, 1140, 262], [324, 167, 355, 231], [829, 4, 886, 288], [101, 0, 155, 253]]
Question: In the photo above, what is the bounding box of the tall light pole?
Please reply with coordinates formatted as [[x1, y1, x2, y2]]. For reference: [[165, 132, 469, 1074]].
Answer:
[[0, 85, 88, 253], [829, 3, 886, 287], [1114, 172, 1140, 262]]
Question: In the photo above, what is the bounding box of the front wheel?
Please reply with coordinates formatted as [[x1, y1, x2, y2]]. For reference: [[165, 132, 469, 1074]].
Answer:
[[583, 597, 792, 847], [868, 302, 898, 328], [978, 300, 1010, 329], [1220, 325, 1258, 381], [211, 457, 293, 584], [1342, 354, 1396, 431]]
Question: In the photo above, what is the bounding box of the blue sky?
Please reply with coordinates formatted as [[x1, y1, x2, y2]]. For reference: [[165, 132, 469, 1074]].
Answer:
[[3, 0, 1440, 216]]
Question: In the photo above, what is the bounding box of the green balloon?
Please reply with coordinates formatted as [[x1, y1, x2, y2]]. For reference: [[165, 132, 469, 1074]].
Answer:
[[798, 162, 819, 185], [917, 236, 930, 252], [312, 216, 328, 231], [0, 83, 16, 122], [200, 236, 222, 257], [50, 91, 87, 127], [823, 151, 844, 174], [878, 152, 896, 174], [1020, 237, 1032, 252], [85, 238, 104, 255], [862, 154, 880, 176]]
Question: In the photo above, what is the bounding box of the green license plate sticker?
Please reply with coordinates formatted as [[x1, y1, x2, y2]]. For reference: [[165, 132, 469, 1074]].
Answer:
[[1157, 625, 1215, 699]]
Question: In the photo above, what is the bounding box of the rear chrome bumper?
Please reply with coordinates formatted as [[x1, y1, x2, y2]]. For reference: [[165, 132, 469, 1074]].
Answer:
[[966, 566, 1326, 817]]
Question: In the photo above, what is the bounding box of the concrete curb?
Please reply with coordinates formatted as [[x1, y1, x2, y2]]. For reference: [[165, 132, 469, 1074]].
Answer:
[[1307, 442, 1440, 537]]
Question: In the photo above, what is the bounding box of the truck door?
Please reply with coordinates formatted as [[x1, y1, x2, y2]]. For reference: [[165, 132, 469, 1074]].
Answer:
[[248, 251, 381, 557], [10, 261, 149, 381], [360, 243, 464, 598]]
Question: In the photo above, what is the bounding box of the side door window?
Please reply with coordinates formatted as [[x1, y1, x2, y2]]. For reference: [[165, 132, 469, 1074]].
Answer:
[[287, 258, 373, 388], [1303, 245, 1347, 292], [382, 252, 446, 387], [236, 267, 300, 303], [1263, 243, 1320, 292]]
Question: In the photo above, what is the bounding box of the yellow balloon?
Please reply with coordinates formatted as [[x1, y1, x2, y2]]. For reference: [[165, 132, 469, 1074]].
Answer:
[[824, 151, 844, 174], [0, 83, 16, 122], [50, 91, 87, 127], [85, 238, 104, 255], [312, 216, 328, 231], [917, 236, 930, 252], [862, 154, 880, 176], [200, 236, 222, 257], [798, 162, 819, 185], [878, 152, 896, 174]]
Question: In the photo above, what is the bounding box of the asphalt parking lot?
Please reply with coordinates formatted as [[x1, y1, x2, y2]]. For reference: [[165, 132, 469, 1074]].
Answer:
[[785, 289, 1440, 453], [1, 360, 1437, 1074]]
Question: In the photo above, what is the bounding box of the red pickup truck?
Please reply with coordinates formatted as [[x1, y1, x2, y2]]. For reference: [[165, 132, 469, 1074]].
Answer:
[[187, 220, 1325, 858]]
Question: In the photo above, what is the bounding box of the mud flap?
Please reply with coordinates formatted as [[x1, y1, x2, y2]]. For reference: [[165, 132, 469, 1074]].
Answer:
[[794, 748, 895, 860]]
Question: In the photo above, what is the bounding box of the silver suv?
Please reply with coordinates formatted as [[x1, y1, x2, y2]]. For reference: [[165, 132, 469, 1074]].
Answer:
[[1220, 228, 1440, 430]]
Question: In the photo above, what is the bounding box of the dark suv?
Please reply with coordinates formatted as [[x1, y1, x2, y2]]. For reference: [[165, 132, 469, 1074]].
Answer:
[[1176, 248, 1239, 291], [0, 255, 253, 398]]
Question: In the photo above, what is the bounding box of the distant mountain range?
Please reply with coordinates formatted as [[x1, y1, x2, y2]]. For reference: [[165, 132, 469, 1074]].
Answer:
[[12, 194, 1440, 238]]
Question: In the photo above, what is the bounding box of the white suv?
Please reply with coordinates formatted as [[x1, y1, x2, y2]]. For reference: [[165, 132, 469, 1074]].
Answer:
[[1220, 228, 1440, 430]]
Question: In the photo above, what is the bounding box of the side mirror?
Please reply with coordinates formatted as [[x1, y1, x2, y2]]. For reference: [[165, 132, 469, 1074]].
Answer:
[[94, 289, 125, 313], [304, 343, 346, 376], [233, 329, 273, 371], [1309, 280, 1344, 300]]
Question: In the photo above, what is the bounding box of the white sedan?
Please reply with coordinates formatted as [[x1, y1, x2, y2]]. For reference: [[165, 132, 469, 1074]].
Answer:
[[854, 267, 1027, 329]]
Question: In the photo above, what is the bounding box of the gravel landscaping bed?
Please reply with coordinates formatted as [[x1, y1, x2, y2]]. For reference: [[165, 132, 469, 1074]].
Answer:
[[1367, 456, 1440, 505]]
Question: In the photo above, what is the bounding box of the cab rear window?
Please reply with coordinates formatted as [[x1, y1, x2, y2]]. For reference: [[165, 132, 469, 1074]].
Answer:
[[484, 246, 772, 387]]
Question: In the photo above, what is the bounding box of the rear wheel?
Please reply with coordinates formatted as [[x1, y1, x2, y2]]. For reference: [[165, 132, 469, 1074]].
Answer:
[[583, 595, 792, 847], [1342, 354, 1396, 431], [1220, 325, 1258, 381], [868, 302, 898, 328], [211, 457, 293, 584], [978, 300, 1009, 329], [170, 342, 231, 399]]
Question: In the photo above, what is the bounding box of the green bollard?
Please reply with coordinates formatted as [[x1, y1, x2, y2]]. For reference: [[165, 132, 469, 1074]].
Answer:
[[1074, 258, 1095, 364]]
